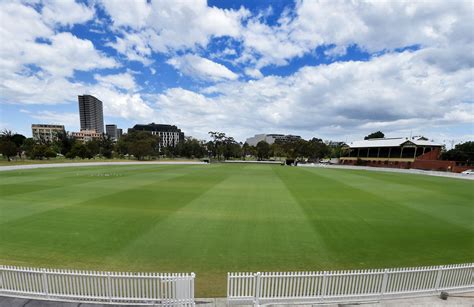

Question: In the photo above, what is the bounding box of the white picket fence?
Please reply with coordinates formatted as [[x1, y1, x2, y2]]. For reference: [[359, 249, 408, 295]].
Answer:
[[0, 265, 195, 306], [228, 263, 474, 305]]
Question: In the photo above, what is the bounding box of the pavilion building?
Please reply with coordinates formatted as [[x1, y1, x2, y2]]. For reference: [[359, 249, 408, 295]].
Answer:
[[340, 137, 445, 169]]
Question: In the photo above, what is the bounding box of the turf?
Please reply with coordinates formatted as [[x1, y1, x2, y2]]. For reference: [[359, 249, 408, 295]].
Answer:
[[0, 164, 473, 297]]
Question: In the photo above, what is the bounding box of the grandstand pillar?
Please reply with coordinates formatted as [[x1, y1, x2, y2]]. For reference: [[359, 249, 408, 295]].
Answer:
[[377, 147, 380, 158], [414, 146, 417, 158], [388, 147, 391, 158], [400, 147, 403, 158]]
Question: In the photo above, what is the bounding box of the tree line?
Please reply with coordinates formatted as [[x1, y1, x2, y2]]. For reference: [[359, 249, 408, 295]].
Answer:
[[441, 141, 474, 165], [2, 129, 471, 164], [0, 129, 344, 162]]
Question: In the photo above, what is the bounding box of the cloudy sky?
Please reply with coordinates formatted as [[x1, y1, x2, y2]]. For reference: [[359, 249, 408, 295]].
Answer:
[[0, 0, 473, 145]]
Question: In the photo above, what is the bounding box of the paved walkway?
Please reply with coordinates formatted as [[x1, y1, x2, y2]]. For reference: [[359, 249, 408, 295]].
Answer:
[[298, 163, 474, 180], [0, 161, 207, 172], [2, 293, 474, 307]]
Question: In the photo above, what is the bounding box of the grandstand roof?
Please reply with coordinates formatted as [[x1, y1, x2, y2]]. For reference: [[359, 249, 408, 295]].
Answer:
[[347, 137, 443, 148]]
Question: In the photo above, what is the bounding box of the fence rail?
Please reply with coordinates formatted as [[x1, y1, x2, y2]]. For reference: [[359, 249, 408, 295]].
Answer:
[[0, 265, 195, 306], [228, 263, 474, 305]]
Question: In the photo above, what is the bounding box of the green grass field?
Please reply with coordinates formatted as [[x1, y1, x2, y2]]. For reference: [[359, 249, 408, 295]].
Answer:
[[0, 164, 473, 297]]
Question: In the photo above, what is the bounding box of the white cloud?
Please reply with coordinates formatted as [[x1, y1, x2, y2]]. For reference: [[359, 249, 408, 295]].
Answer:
[[0, 2, 52, 74], [0, 1, 117, 87], [31, 111, 79, 128], [1, 74, 84, 105], [239, 0, 474, 70], [88, 86, 156, 122], [244, 68, 263, 79], [100, 0, 150, 29], [85, 74, 155, 122], [106, 31, 153, 65], [1, 0, 472, 143], [25, 32, 118, 77], [155, 50, 473, 141], [101, 0, 249, 61], [94, 72, 137, 91], [41, 0, 95, 26], [167, 54, 238, 81]]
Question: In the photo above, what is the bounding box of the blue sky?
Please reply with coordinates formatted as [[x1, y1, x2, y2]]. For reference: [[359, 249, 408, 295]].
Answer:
[[0, 0, 473, 146]]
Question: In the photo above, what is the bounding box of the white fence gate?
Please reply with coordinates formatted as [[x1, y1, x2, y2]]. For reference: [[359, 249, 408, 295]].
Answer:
[[228, 263, 474, 305], [0, 265, 195, 306]]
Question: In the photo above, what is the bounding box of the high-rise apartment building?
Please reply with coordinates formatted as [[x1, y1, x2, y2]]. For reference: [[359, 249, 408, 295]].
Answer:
[[78, 95, 104, 133], [106, 124, 119, 141]]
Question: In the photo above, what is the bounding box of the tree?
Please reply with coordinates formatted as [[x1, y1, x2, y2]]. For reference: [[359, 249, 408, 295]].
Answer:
[[100, 135, 114, 159], [115, 131, 159, 160], [53, 131, 76, 156], [129, 131, 159, 160], [328, 142, 346, 158], [256, 141, 271, 160], [86, 139, 100, 157], [441, 141, 474, 164], [129, 139, 155, 160], [66, 143, 92, 159], [303, 138, 330, 160], [116, 136, 130, 156], [0, 130, 19, 161], [270, 142, 285, 159], [0, 139, 17, 161], [21, 138, 36, 158], [208, 131, 227, 160], [223, 137, 241, 159], [29, 144, 56, 160], [242, 142, 251, 159], [364, 131, 385, 140], [176, 137, 207, 158], [277, 138, 303, 159], [11, 134, 26, 148]]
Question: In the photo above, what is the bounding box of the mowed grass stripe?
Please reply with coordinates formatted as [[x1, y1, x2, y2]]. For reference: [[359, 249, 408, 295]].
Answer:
[[303, 167, 474, 230], [0, 165, 229, 266], [276, 166, 474, 267], [0, 165, 197, 225], [0, 164, 472, 297], [110, 164, 328, 296], [0, 164, 192, 197]]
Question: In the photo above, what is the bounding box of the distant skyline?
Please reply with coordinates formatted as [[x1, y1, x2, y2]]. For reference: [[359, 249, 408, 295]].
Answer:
[[0, 0, 473, 145]]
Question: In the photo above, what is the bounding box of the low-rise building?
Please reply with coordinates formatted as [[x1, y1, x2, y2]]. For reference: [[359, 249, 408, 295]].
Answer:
[[245, 134, 302, 146], [32, 124, 65, 142], [71, 130, 103, 142], [339, 136, 460, 170]]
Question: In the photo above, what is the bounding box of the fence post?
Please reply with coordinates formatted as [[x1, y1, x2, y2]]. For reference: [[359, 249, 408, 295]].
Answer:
[[435, 265, 444, 293], [321, 271, 327, 303], [380, 269, 389, 300], [41, 268, 49, 298], [107, 272, 112, 302], [227, 272, 230, 300], [254, 272, 261, 306], [191, 273, 195, 305], [0, 267, 4, 289]]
